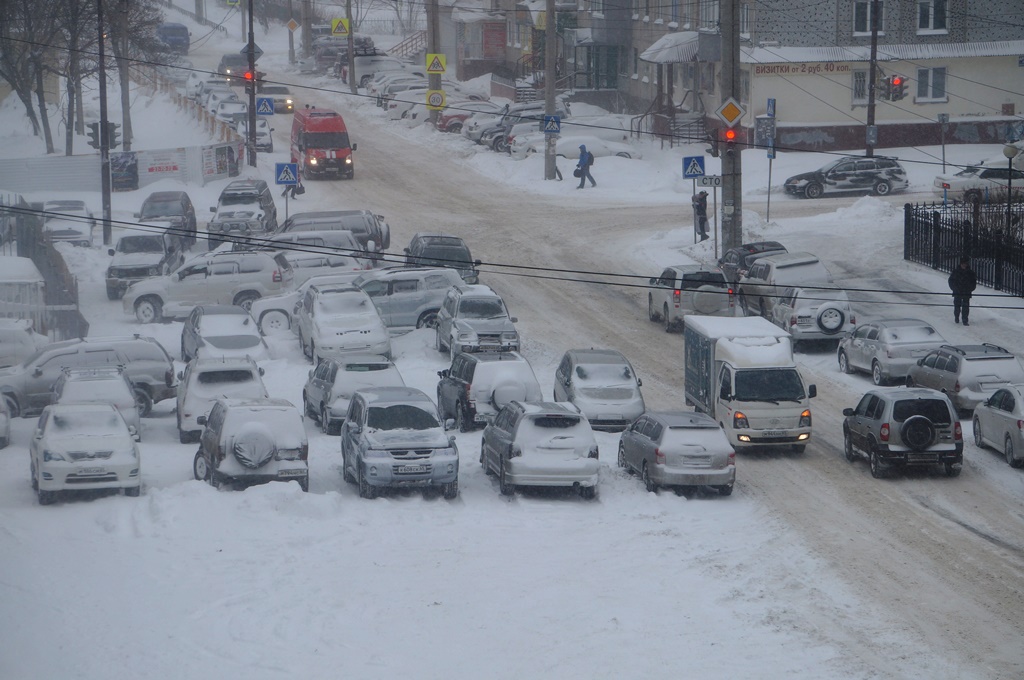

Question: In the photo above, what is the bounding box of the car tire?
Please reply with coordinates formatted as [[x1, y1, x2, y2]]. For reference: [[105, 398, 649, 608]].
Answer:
[[716, 483, 734, 497], [435, 327, 448, 353], [321, 406, 334, 435], [38, 488, 57, 505], [233, 291, 260, 311], [844, 428, 857, 462], [480, 440, 490, 473], [442, 478, 459, 500], [944, 462, 962, 477], [133, 387, 153, 417], [193, 450, 211, 481], [448, 123, 463, 134], [1007, 436, 1024, 468], [871, 361, 885, 386], [869, 449, 887, 479], [617, 443, 629, 471], [873, 180, 891, 196], [648, 295, 660, 322], [416, 310, 439, 329], [816, 306, 845, 334], [499, 459, 515, 496], [302, 392, 316, 419], [758, 298, 768, 319], [664, 304, 672, 333], [179, 429, 198, 444], [299, 330, 310, 360], [973, 416, 984, 448], [455, 402, 469, 433], [260, 310, 290, 334], [642, 462, 656, 493], [125, 486, 141, 497], [358, 465, 378, 499], [804, 183, 824, 199], [964, 189, 982, 205], [492, 136, 508, 153], [901, 415, 936, 452], [838, 350, 853, 375], [135, 296, 162, 324], [579, 485, 597, 500], [342, 450, 356, 483]]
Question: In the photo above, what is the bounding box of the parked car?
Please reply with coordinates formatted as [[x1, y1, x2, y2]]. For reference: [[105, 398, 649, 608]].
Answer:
[[737, 251, 834, 318], [30, 403, 142, 504], [933, 163, 1024, 202], [509, 134, 641, 161], [0, 318, 48, 369], [769, 285, 856, 344], [0, 392, 9, 448], [281, 251, 365, 286], [207, 179, 278, 241], [248, 229, 371, 270], [194, 398, 308, 491], [181, 305, 269, 363], [122, 250, 294, 323], [972, 385, 1024, 468], [279, 210, 390, 254], [294, 284, 392, 364], [234, 118, 273, 152], [437, 351, 543, 432], [435, 100, 506, 133], [352, 266, 464, 333], [838, 318, 948, 385], [42, 199, 94, 246], [341, 54, 409, 88], [216, 53, 252, 83], [256, 84, 294, 113], [340, 386, 459, 499], [905, 344, 1024, 412], [303, 355, 405, 434], [618, 411, 736, 495], [0, 335, 175, 418], [106, 233, 186, 300], [646, 265, 734, 332], [435, 284, 520, 359], [784, 156, 909, 198], [403, 233, 480, 283], [480, 401, 600, 498], [553, 348, 645, 432], [51, 366, 141, 441], [205, 89, 239, 116], [155, 22, 190, 54], [136, 190, 197, 247], [249, 271, 364, 335], [718, 241, 788, 284], [185, 72, 225, 99], [175, 356, 268, 443], [214, 100, 248, 125], [842, 387, 963, 478]]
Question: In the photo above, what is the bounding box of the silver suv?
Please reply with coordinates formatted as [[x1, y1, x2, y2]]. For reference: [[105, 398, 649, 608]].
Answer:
[[769, 285, 855, 344], [647, 265, 733, 332], [435, 284, 520, 359], [175, 356, 268, 443], [838, 318, 947, 386], [842, 387, 963, 478], [340, 386, 459, 499], [123, 250, 294, 323], [353, 266, 464, 333], [737, 252, 834, 318], [905, 344, 1024, 412]]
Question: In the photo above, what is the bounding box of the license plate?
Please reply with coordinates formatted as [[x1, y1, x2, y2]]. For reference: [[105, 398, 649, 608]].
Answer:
[[761, 431, 785, 437], [278, 469, 305, 477], [79, 467, 105, 475], [401, 465, 426, 474]]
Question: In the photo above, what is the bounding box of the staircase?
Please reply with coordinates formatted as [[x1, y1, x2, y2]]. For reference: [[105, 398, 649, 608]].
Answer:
[[389, 30, 427, 60], [671, 114, 706, 145]]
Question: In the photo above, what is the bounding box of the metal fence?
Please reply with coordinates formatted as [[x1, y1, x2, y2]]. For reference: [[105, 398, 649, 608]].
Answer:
[[904, 200, 1024, 297], [15, 218, 90, 341]]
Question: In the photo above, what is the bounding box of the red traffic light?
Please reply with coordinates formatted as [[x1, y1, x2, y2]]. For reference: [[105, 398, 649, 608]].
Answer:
[[891, 75, 903, 86], [243, 71, 254, 81], [724, 128, 737, 141]]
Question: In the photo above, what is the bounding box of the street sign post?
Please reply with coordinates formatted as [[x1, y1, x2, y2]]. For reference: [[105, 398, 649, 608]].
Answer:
[[330, 18, 350, 36], [275, 162, 299, 221], [426, 54, 447, 74], [256, 97, 274, 115], [698, 175, 722, 187], [425, 90, 446, 110], [543, 115, 561, 135], [240, 42, 263, 60]]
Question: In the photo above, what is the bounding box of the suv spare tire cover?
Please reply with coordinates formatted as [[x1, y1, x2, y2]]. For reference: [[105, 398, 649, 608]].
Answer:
[[693, 285, 725, 315], [492, 381, 527, 409], [900, 415, 936, 452], [232, 425, 277, 469], [816, 305, 846, 333]]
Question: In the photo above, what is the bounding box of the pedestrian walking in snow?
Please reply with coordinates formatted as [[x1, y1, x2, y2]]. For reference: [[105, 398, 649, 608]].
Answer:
[[948, 256, 977, 325], [576, 145, 596, 189]]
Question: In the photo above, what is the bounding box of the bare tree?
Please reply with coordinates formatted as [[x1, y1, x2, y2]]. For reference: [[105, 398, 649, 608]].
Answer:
[[0, 0, 63, 153], [53, 0, 98, 155], [106, 0, 164, 152]]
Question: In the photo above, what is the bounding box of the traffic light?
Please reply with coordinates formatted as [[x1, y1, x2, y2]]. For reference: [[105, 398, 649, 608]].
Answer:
[[723, 127, 738, 156], [879, 76, 893, 101], [86, 122, 100, 149], [890, 75, 907, 101], [706, 136, 720, 158], [243, 70, 255, 94], [107, 122, 121, 149]]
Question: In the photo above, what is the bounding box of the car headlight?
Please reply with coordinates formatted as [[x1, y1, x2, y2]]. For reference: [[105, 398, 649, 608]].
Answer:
[[733, 411, 749, 429], [345, 157, 352, 165], [107, 268, 117, 277], [308, 158, 318, 165], [501, 331, 518, 342], [286, 99, 293, 104], [363, 448, 388, 459], [799, 409, 812, 427], [43, 449, 66, 462], [457, 332, 474, 342], [148, 267, 159, 276]]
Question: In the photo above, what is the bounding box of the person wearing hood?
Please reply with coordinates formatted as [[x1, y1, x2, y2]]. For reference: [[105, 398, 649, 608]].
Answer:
[[576, 144, 596, 189], [692, 190, 709, 241]]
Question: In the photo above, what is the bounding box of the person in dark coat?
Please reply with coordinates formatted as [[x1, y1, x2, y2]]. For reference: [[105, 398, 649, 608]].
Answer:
[[692, 190, 709, 241], [948, 257, 977, 325], [576, 144, 596, 189]]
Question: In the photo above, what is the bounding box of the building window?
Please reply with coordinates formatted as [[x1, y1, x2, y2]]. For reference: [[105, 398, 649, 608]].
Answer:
[[592, 0, 604, 16], [671, 0, 679, 23], [699, 0, 719, 30], [739, 3, 751, 36], [917, 0, 947, 32], [852, 70, 869, 104], [853, 0, 883, 35], [916, 67, 946, 100]]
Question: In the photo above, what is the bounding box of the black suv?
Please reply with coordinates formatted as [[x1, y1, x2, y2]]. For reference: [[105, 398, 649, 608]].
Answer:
[[136, 191, 197, 247], [217, 53, 253, 83], [718, 241, 787, 284], [784, 156, 909, 199], [404, 233, 480, 283]]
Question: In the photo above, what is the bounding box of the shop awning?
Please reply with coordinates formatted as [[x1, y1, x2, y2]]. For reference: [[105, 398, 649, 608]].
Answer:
[[639, 31, 699, 64]]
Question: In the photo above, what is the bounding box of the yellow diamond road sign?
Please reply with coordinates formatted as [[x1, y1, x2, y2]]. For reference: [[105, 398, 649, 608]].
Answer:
[[426, 90, 446, 110], [715, 98, 745, 127], [287, 19, 299, 32], [331, 18, 350, 36], [426, 53, 446, 74]]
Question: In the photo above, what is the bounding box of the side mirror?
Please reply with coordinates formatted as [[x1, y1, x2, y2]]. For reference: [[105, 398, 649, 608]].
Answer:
[[448, 435, 456, 446], [808, 384, 817, 398], [259, 367, 265, 376], [916, 358, 924, 366], [473, 259, 482, 267], [438, 369, 448, 378], [719, 386, 731, 401], [444, 418, 455, 431], [177, 370, 184, 381], [209, 207, 216, 213], [510, 317, 518, 323], [842, 407, 854, 417], [351, 143, 357, 151], [128, 425, 137, 436], [637, 378, 643, 387], [33, 367, 43, 377], [108, 248, 115, 256], [649, 277, 657, 285], [34, 430, 43, 439], [403, 247, 411, 255], [196, 415, 207, 426]]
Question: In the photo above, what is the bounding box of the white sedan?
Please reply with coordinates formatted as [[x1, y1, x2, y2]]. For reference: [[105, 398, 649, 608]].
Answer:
[[29, 403, 142, 504], [933, 162, 1024, 201], [509, 134, 643, 161]]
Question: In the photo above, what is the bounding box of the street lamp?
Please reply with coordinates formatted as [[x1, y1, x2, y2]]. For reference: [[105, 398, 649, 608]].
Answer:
[[1003, 144, 1020, 237]]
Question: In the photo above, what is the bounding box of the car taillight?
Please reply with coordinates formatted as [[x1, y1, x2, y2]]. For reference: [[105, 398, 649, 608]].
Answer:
[[953, 421, 962, 441], [733, 411, 748, 429], [672, 290, 680, 305], [850, 314, 856, 324], [464, 382, 472, 402], [272, 269, 282, 282], [799, 409, 811, 427], [727, 451, 736, 468], [509, 446, 522, 458], [588, 445, 599, 459], [789, 315, 797, 327], [1018, 420, 1024, 432], [880, 423, 890, 442], [942, 182, 951, 189], [728, 288, 734, 308], [655, 447, 665, 465], [954, 381, 960, 393]]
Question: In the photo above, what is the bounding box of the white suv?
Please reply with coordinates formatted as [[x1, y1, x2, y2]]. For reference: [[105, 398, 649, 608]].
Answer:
[[123, 251, 294, 323], [434, 284, 520, 359], [175, 356, 268, 443], [647, 265, 733, 332], [294, 284, 391, 364]]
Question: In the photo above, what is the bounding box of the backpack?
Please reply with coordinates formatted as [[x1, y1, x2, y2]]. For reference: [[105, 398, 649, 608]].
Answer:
[[589, 152, 595, 166]]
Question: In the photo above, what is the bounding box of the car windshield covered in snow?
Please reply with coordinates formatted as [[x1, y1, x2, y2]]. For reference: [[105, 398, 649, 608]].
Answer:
[[458, 297, 507, 319], [367, 404, 439, 430], [882, 325, 939, 345], [219, 193, 260, 207], [575, 362, 634, 386], [51, 410, 124, 435]]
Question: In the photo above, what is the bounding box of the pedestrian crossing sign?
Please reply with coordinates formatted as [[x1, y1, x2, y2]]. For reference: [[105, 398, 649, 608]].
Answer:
[[426, 53, 446, 74], [682, 155, 706, 178], [256, 97, 274, 115], [275, 163, 299, 186], [331, 18, 350, 36], [543, 115, 561, 135]]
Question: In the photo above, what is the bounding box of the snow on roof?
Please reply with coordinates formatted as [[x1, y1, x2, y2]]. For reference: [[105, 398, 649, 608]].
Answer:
[[716, 336, 795, 368], [0, 256, 44, 283], [684, 315, 789, 340], [743, 40, 1024, 65], [640, 31, 700, 64]]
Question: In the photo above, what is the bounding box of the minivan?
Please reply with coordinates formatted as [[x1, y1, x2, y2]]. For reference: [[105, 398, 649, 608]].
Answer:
[[290, 107, 356, 179]]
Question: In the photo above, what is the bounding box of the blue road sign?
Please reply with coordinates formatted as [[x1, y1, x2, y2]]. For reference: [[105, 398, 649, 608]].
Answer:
[[543, 115, 561, 135], [767, 98, 776, 118], [767, 137, 776, 160], [256, 97, 274, 115], [682, 156, 706, 179], [275, 162, 299, 186]]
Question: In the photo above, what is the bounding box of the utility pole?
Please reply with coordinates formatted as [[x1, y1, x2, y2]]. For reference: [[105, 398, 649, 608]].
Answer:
[[287, 0, 295, 64], [97, 0, 112, 245], [426, 0, 440, 125], [543, 0, 556, 180], [246, 0, 257, 167], [300, 0, 311, 59], [346, 0, 356, 95], [720, 0, 742, 251], [865, 0, 881, 157]]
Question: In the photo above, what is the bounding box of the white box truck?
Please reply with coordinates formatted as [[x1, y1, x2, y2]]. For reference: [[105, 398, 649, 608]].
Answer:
[[683, 316, 816, 452]]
